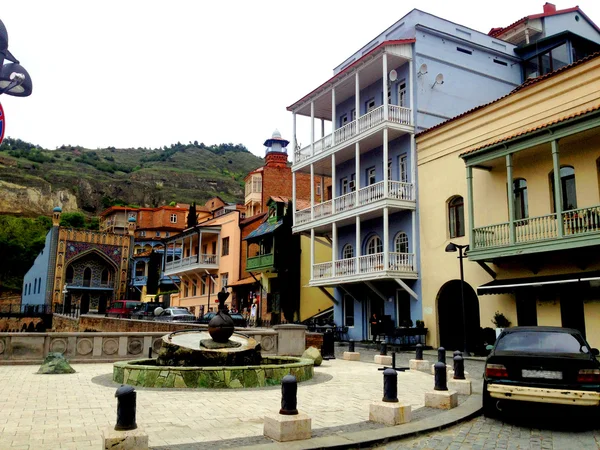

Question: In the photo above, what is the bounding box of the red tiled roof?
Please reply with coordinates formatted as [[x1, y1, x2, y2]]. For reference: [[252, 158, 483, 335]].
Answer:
[[459, 104, 600, 157], [416, 52, 600, 139]]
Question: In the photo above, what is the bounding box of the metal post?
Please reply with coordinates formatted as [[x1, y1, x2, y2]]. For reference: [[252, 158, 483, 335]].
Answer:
[[348, 339, 355, 353], [382, 368, 398, 402], [280, 375, 298, 415], [458, 247, 469, 356], [391, 351, 396, 369], [380, 339, 388, 356], [434, 362, 447, 391], [453, 354, 465, 380], [114, 385, 137, 431], [453, 350, 462, 358], [437, 347, 445, 363], [416, 343, 423, 360]]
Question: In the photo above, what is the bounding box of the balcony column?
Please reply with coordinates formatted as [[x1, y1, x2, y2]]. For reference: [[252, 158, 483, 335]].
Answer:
[[506, 154, 516, 244], [383, 53, 389, 121], [355, 142, 360, 202], [383, 207, 389, 270], [310, 163, 315, 220], [292, 171, 297, 227], [189, 235, 193, 263], [409, 58, 414, 126], [198, 231, 203, 261], [332, 152, 337, 201], [355, 216, 361, 274], [466, 166, 474, 248], [551, 140, 564, 237], [310, 101, 315, 157], [410, 126, 417, 255], [292, 112, 297, 164], [310, 229, 315, 280], [331, 87, 336, 144], [355, 71, 360, 123], [321, 119, 325, 138], [332, 223, 337, 277], [383, 128, 389, 198]]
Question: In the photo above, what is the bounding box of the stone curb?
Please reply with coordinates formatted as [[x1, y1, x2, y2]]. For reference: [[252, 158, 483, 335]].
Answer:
[[229, 383, 483, 449]]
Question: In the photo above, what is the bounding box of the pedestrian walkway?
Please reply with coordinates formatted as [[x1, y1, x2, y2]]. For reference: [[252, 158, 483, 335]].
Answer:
[[0, 355, 468, 449]]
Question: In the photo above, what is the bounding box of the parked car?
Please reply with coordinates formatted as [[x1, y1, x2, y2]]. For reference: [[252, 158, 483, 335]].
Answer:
[[106, 300, 142, 318], [131, 302, 164, 320], [154, 307, 196, 322], [198, 311, 247, 327], [483, 326, 600, 417]]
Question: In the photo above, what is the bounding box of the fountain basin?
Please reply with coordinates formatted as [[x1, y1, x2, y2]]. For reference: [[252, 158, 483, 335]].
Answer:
[[113, 356, 314, 389]]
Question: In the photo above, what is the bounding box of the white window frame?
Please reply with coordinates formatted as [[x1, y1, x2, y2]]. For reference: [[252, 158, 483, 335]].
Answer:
[[366, 98, 376, 112], [399, 155, 408, 182], [341, 177, 349, 195], [367, 167, 376, 186], [398, 80, 407, 107], [394, 231, 409, 253], [342, 244, 354, 259], [388, 158, 392, 180], [366, 235, 383, 255], [170, 214, 177, 223]]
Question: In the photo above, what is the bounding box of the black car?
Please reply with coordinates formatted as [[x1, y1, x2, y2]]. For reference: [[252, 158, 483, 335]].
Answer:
[[131, 302, 164, 320], [198, 311, 247, 328], [154, 307, 197, 322], [483, 326, 600, 417]]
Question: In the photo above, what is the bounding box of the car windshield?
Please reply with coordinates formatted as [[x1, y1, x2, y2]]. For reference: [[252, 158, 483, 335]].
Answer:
[[172, 309, 192, 315], [496, 331, 585, 353]]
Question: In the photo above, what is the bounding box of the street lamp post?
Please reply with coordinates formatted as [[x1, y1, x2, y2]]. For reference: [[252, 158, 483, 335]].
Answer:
[[0, 19, 33, 98], [445, 242, 470, 356]]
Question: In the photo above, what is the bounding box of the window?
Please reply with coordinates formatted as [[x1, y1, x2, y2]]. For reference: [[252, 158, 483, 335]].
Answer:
[[170, 214, 177, 223], [101, 268, 109, 285], [139, 231, 146, 237], [366, 235, 383, 254], [222, 237, 230, 256], [83, 267, 92, 287], [448, 196, 465, 238], [456, 47, 473, 55], [398, 80, 406, 107], [202, 244, 208, 255], [344, 295, 354, 327], [211, 241, 217, 255], [525, 44, 570, 79], [316, 182, 322, 196], [551, 166, 577, 211], [135, 262, 145, 277], [398, 155, 408, 182], [34, 278, 37, 295], [192, 282, 197, 296], [201, 277, 207, 295], [513, 178, 529, 220], [394, 232, 409, 253], [65, 266, 74, 284], [183, 282, 188, 298], [342, 244, 354, 259], [341, 177, 349, 195], [165, 232, 170, 237], [388, 159, 392, 180], [366, 167, 376, 186], [340, 114, 348, 127], [351, 109, 356, 121], [365, 98, 376, 112], [221, 273, 229, 290], [155, 231, 160, 237]]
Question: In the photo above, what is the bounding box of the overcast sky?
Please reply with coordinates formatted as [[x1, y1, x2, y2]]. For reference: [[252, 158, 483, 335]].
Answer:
[[1, 1, 599, 157]]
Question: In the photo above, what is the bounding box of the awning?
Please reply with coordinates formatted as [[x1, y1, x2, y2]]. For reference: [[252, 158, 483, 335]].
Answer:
[[478, 271, 600, 295], [244, 219, 283, 240], [228, 276, 259, 287]]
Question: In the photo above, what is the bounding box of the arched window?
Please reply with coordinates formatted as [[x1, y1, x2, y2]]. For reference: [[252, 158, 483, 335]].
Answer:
[[342, 244, 354, 259], [65, 266, 74, 284], [83, 267, 92, 287], [550, 166, 577, 211], [101, 268, 109, 285], [394, 232, 409, 253], [513, 178, 528, 220], [366, 235, 383, 255], [448, 196, 465, 238]]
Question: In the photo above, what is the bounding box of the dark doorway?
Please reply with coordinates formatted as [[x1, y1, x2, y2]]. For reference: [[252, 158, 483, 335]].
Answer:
[[516, 290, 537, 326], [81, 293, 90, 315], [396, 290, 411, 327], [437, 280, 481, 353], [98, 294, 108, 314], [560, 286, 586, 337]]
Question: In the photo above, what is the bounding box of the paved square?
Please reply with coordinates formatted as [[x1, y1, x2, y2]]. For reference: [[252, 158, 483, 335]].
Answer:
[[0, 358, 433, 449]]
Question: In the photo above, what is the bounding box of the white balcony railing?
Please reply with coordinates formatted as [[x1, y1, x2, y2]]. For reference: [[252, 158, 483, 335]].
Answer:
[[312, 252, 415, 281], [295, 181, 415, 227], [295, 105, 412, 163], [164, 253, 218, 272], [472, 205, 600, 250]]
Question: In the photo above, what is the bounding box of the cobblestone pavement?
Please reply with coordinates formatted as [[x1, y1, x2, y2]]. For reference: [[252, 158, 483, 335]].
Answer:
[[0, 356, 434, 449], [379, 414, 600, 450]]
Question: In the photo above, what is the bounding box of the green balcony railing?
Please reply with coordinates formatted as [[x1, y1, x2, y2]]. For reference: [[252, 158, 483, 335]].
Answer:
[[246, 253, 274, 271]]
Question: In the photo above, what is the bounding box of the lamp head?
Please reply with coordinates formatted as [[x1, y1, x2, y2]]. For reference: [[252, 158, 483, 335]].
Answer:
[[445, 242, 457, 253], [0, 63, 32, 97]]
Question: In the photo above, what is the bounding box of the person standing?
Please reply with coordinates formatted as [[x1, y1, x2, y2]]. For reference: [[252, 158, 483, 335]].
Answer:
[[370, 312, 379, 343]]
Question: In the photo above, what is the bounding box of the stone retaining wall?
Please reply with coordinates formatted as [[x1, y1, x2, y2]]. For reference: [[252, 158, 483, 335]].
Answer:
[[52, 315, 79, 332], [306, 332, 323, 350]]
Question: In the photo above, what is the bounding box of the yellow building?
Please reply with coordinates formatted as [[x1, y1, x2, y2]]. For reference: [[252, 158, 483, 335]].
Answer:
[[417, 53, 600, 351]]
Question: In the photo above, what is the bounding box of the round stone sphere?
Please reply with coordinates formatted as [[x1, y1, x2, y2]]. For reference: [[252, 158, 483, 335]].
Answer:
[[208, 311, 235, 343]]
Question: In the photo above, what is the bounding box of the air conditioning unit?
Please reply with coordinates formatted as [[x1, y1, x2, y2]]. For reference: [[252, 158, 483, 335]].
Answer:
[[349, 180, 356, 191]]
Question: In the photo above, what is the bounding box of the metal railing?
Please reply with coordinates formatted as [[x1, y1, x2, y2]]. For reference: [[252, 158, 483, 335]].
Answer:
[[54, 304, 81, 318], [312, 252, 415, 280], [164, 253, 218, 271], [0, 303, 53, 315]]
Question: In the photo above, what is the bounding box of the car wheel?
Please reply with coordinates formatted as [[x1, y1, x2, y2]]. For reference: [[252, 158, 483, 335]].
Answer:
[[482, 381, 498, 418]]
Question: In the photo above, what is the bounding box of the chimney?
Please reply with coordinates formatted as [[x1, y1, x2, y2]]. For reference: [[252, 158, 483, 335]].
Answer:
[[543, 3, 556, 14]]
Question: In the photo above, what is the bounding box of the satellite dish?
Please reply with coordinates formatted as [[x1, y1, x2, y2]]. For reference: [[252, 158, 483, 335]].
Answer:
[[418, 63, 428, 75], [154, 307, 164, 316], [389, 69, 398, 82], [435, 73, 444, 84]]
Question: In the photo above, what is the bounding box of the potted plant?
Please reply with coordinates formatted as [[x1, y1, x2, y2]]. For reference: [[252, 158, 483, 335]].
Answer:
[[415, 320, 425, 329], [491, 311, 511, 338]]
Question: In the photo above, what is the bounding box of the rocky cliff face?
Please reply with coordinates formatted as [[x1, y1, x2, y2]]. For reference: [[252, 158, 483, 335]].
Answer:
[[0, 180, 78, 216]]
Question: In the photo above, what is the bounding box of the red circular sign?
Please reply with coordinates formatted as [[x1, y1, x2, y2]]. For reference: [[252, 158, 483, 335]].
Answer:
[[0, 103, 5, 146]]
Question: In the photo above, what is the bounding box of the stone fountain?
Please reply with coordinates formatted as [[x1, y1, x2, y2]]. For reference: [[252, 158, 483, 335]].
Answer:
[[113, 290, 314, 389]]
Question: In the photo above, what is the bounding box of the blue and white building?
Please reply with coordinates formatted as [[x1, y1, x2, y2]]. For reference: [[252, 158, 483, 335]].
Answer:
[[288, 5, 600, 341]]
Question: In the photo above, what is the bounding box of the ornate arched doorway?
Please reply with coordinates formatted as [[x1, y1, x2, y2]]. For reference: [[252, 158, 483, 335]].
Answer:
[[436, 280, 480, 353]]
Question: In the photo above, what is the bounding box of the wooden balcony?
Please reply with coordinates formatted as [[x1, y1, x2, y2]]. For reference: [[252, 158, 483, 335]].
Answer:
[[164, 254, 219, 276], [246, 253, 275, 271], [469, 205, 600, 261]]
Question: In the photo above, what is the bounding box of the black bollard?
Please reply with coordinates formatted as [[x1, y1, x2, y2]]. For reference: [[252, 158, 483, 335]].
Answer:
[[382, 368, 398, 402], [415, 343, 423, 360], [434, 362, 447, 391], [322, 328, 335, 359], [114, 385, 137, 431], [348, 339, 355, 353], [438, 347, 446, 363], [392, 352, 396, 369], [280, 374, 299, 415], [380, 339, 388, 356], [453, 350, 462, 358], [148, 346, 153, 359], [453, 354, 465, 380]]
